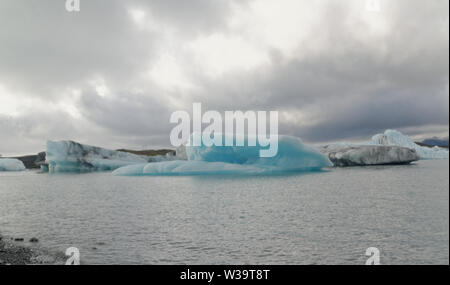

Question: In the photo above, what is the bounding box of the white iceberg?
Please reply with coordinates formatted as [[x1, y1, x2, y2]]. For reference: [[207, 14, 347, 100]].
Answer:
[[369, 130, 449, 159], [325, 130, 449, 160], [0, 158, 26, 171], [113, 134, 332, 176], [45, 140, 149, 173]]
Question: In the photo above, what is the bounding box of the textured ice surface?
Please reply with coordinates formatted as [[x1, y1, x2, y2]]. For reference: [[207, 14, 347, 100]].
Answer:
[[113, 134, 331, 176], [321, 145, 419, 167], [369, 130, 449, 159], [0, 158, 26, 171], [326, 130, 448, 160], [46, 141, 148, 173]]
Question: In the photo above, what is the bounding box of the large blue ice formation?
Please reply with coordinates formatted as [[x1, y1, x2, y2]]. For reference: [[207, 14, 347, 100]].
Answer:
[[0, 158, 26, 171], [113, 134, 332, 176], [46, 140, 149, 173]]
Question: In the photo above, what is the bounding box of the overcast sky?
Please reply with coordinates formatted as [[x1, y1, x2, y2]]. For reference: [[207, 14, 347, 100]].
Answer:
[[0, 0, 448, 156]]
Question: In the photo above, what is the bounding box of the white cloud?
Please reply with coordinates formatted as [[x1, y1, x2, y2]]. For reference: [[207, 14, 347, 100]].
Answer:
[[0, 84, 50, 117], [89, 77, 110, 98], [147, 53, 195, 91], [227, 0, 324, 58], [185, 33, 270, 77], [0, 84, 22, 116], [129, 8, 147, 27]]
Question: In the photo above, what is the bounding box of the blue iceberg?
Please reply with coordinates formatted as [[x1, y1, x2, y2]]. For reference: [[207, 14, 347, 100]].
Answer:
[[112, 134, 332, 176], [0, 158, 26, 171], [46, 140, 149, 173]]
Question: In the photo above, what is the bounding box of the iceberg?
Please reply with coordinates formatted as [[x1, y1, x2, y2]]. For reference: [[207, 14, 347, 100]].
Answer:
[[325, 130, 449, 161], [321, 145, 419, 167], [45, 140, 149, 173], [369, 130, 449, 159], [113, 134, 332, 176], [0, 158, 26, 171]]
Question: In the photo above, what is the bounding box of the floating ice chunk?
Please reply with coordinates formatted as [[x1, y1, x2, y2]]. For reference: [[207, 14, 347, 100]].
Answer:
[[114, 161, 277, 176], [369, 130, 449, 159], [186, 133, 329, 168], [175, 145, 188, 160], [321, 145, 419, 167], [111, 163, 148, 176], [46, 140, 148, 173], [325, 130, 449, 160], [113, 134, 331, 176], [0, 158, 26, 171]]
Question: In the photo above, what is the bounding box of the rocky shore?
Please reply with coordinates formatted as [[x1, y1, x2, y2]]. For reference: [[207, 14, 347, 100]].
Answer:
[[0, 233, 65, 265]]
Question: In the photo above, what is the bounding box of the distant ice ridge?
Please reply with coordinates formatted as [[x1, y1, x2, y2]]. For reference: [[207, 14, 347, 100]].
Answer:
[[46, 141, 149, 173], [0, 158, 26, 171], [369, 130, 449, 159], [113, 134, 332, 176]]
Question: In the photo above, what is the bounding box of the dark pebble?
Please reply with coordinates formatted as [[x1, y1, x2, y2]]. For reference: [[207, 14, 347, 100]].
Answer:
[[14, 238, 24, 242], [29, 237, 39, 243]]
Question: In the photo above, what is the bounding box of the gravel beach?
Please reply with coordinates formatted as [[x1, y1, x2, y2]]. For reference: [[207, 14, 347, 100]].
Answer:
[[0, 233, 66, 265]]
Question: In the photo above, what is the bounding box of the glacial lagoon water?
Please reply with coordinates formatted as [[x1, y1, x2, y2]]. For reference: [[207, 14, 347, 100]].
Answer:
[[0, 160, 448, 264]]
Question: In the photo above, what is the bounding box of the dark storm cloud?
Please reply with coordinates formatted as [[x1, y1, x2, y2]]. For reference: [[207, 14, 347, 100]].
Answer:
[[0, 0, 155, 96], [183, 0, 449, 142], [0, 0, 448, 155], [77, 88, 173, 137]]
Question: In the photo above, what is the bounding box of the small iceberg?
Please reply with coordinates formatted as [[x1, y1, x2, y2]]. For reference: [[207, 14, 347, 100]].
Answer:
[[113, 134, 331, 176], [321, 145, 419, 167], [324, 130, 449, 161], [0, 158, 26, 171], [46, 140, 149, 173], [369, 130, 449, 159]]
